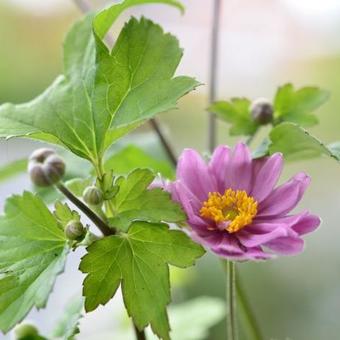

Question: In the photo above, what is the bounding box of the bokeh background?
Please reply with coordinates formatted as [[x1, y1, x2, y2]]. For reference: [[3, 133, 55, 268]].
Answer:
[[1, 0, 340, 339]]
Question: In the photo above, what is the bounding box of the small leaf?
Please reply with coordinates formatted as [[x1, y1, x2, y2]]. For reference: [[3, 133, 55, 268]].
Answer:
[[109, 168, 185, 231], [209, 98, 259, 136], [0, 192, 69, 333], [51, 295, 84, 340], [268, 122, 340, 162], [104, 145, 174, 178], [65, 178, 93, 197], [274, 83, 329, 127], [80, 221, 205, 340], [94, 0, 185, 39], [54, 201, 81, 228]]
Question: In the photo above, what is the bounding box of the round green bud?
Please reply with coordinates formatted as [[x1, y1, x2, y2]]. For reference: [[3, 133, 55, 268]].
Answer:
[[65, 220, 86, 241], [14, 323, 39, 339], [250, 98, 273, 125], [83, 186, 103, 206], [28, 148, 65, 187]]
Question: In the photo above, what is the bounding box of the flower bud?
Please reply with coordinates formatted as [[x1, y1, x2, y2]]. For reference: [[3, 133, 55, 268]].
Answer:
[[65, 220, 86, 241], [28, 148, 65, 187], [83, 186, 103, 206], [14, 323, 39, 340], [250, 98, 273, 125]]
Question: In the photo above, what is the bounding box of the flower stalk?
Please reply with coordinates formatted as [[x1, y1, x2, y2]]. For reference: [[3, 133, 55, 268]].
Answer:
[[225, 261, 238, 340]]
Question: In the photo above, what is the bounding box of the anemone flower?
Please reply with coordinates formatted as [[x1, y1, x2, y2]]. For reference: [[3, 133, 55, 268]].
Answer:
[[169, 143, 320, 261]]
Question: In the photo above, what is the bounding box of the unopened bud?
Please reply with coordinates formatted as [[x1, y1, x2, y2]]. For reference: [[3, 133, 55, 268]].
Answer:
[[14, 323, 39, 340], [83, 186, 103, 206], [28, 148, 65, 187], [65, 220, 85, 241], [250, 98, 273, 125]]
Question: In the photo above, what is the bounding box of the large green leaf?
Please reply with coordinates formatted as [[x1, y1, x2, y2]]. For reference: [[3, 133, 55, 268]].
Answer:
[[274, 83, 329, 127], [267, 122, 340, 162], [80, 221, 205, 340], [109, 168, 185, 231], [0, 1, 198, 163], [209, 98, 259, 136], [0, 192, 69, 333], [104, 145, 174, 178]]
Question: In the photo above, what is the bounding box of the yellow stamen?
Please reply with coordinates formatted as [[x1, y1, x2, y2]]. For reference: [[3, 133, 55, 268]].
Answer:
[[200, 189, 258, 233]]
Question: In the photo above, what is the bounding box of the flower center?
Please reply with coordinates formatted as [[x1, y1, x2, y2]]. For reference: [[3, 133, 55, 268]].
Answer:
[[199, 189, 258, 233]]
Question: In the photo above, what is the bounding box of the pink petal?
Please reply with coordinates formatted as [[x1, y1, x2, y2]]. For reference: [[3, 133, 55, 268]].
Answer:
[[258, 173, 310, 217], [177, 149, 217, 201], [208, 145, 232, 192], [237, 223, 289, 247], [250, 153, 283, 202], [291, 213, 321, 236], [229, 143, 253, 192], [265, 236, 304, 255]]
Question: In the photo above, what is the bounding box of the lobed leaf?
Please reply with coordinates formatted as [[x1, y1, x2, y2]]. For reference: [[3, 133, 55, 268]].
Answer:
[[0, 1, 197, 164], [0, 192, 69, 333], [209, 98, 258, 136], [80, 221, 205, 340], [109, 168, 185, 230], [274, 83, 329, 127]]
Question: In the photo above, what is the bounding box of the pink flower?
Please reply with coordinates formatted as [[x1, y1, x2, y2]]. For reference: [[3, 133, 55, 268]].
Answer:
[[169, 143, 320, 261]]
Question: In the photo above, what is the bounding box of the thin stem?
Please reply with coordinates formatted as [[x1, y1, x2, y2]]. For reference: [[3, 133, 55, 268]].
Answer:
[[149, 118, 177, 166], [56, 182, 114, 236], [208, 0, 222, 152], [236, 277, 263, 340], [225, 261, 238, 340], [134, 324, 146, 340], [245, 129, 258, 146]]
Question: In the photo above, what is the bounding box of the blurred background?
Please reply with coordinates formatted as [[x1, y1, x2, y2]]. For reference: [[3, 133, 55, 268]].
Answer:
[[1, 0, 340, 339]]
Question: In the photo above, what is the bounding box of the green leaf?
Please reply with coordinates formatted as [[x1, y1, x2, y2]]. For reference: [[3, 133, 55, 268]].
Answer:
[[80, 221, 205, 340], [0, 159, 27, 183], [274, 83, 329, 127], [54, 201, 81, 228], [268, 122, 340, 162], [109, 168, 185, 231], [51, 295, 84, 340], [104, 145, 174, 179], [0, 192, 69, 333], [65, 178, 93, 197], [209, 98, 259, 136], [165, 297, 224, 340], [94, 0, 184, 39], [0, 5, 198, 163]]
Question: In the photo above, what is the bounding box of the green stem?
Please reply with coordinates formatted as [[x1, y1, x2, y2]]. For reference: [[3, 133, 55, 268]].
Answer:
[[225, 261, 238, 340], [236, 276, 263, 340]]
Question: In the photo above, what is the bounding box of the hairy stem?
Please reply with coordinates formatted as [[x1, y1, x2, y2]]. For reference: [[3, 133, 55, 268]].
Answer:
[[56, 182, 114, 236], [208, 0, 222, 152], [225, 261, 238, 340]]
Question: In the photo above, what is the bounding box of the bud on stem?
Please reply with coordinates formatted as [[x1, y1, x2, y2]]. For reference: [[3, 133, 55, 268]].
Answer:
[[250, 98, 273, 125], [65, 220, 86, 241], [83, 186, 103, 206], [14, 323, 39, 340], [28, 148, 65, 187]]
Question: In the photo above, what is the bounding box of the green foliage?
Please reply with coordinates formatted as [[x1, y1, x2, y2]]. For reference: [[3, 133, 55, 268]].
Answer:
[[255, 122, 340, 162], [109, 168, 185, 231], [51, 295, 84, 340], [209, 98, 258, 136], [0, 192, 69, 333], [0, 159, 27, 183], [0, 5, 198, 164], [274, 83, 329, 127], [65, 178, 93, 197], [94, 0, 184, 39], [54, 201, 81, 229], [80, 221, 205, 340], [104, 145, 174, 178]]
